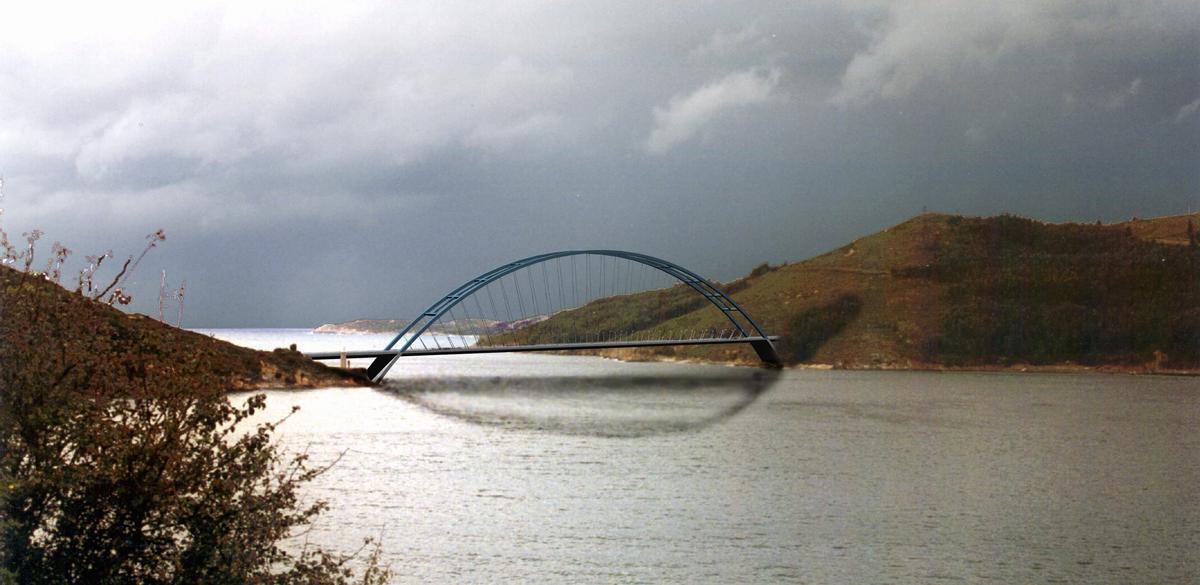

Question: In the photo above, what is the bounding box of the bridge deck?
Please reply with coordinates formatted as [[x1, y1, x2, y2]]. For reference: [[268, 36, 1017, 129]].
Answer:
[[304, 336, 779, 360]]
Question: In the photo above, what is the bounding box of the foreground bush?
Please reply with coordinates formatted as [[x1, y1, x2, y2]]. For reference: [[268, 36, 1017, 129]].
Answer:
[[0, 269, 388, 582]]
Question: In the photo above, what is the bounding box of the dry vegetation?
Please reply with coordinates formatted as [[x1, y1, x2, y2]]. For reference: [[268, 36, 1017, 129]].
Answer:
[[1, 225, 385, 582], [0, 265, 371, 390]]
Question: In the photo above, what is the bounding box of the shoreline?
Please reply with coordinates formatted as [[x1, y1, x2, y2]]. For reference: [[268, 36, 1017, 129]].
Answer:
[[314, 341, 1200, 378], [571, 350, 1200, 376]]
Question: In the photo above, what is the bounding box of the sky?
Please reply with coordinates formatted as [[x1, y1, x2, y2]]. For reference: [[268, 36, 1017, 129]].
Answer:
[[1, 0, 1197, 327]]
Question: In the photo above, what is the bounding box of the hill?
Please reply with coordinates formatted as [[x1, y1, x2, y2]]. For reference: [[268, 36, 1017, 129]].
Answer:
[[314, 318, 411, 334], [491, 213, 1200, 373], [0, 265, 371, 390]]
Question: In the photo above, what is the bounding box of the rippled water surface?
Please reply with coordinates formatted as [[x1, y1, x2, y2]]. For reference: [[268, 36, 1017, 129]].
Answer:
[[213, 330, 1200, 584]]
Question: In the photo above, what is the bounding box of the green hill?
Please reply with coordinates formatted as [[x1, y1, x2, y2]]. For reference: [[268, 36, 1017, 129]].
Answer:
[[491, 213, 1200, 372]]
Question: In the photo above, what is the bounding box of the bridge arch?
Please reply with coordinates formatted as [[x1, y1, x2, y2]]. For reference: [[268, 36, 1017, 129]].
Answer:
[[319, 250, 781, 381]]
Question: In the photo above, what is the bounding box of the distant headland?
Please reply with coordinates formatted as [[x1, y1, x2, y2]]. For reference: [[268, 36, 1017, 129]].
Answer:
[[313, 316, 549, 336]]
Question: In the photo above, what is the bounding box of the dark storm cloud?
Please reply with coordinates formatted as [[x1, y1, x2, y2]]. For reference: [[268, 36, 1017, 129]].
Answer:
[[1, 0, 1197, 326]]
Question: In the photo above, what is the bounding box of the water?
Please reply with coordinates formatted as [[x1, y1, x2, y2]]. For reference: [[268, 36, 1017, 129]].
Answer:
[[208, 329, 1199, 584], [190, 327, 474, 355]]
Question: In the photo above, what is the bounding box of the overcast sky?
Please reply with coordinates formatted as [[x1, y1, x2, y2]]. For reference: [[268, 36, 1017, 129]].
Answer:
[[2, 0, 1198, 327]]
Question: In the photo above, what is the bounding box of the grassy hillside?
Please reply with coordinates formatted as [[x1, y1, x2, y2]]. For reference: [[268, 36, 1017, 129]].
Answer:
[[491, 213, 1200, 371], [0, 265, 371, 390], [910, 215, 1199, 367]]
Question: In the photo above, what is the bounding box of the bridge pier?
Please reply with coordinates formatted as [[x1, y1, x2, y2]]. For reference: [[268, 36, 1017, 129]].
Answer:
[[750, 339, 784, 368], [366, 355, 394, 381]]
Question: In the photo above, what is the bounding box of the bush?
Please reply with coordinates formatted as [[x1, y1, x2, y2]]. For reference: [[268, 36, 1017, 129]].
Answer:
[[748, 262, 776, 278], [0, 268, 389, 582]]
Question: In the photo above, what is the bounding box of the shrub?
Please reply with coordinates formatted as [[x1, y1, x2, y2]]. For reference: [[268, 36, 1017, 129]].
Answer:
[[1, 259, 389, 582], [748, 262, 776, 278]]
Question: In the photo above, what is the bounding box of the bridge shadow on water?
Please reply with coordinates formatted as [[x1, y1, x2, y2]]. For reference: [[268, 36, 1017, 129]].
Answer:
[[381, 370, 781, 438]]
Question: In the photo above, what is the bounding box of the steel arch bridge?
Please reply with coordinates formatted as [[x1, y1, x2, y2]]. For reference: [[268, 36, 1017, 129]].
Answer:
[[307, 250, 781, 382]]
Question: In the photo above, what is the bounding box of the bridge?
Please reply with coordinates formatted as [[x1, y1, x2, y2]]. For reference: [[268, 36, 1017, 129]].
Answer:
[[306, 250, 781, 382]]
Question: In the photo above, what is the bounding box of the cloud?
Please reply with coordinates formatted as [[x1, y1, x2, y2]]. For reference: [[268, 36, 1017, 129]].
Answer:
[[0, 1, 1196, 326], [464, 113, 570, 153], [964, 122, 987, 143], [1, 4, 592, 189], [478, 57, 574, 114], [1176, 97, 1200, 123], [830, 2, 1057, 106], [829, 1, 1197, 108], [690, 23, 767, 60], [73, 94, 254, 183], [462, 58, 576, 153], [644, 68, 781, 155], [1103, 78, 1143, 111]]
